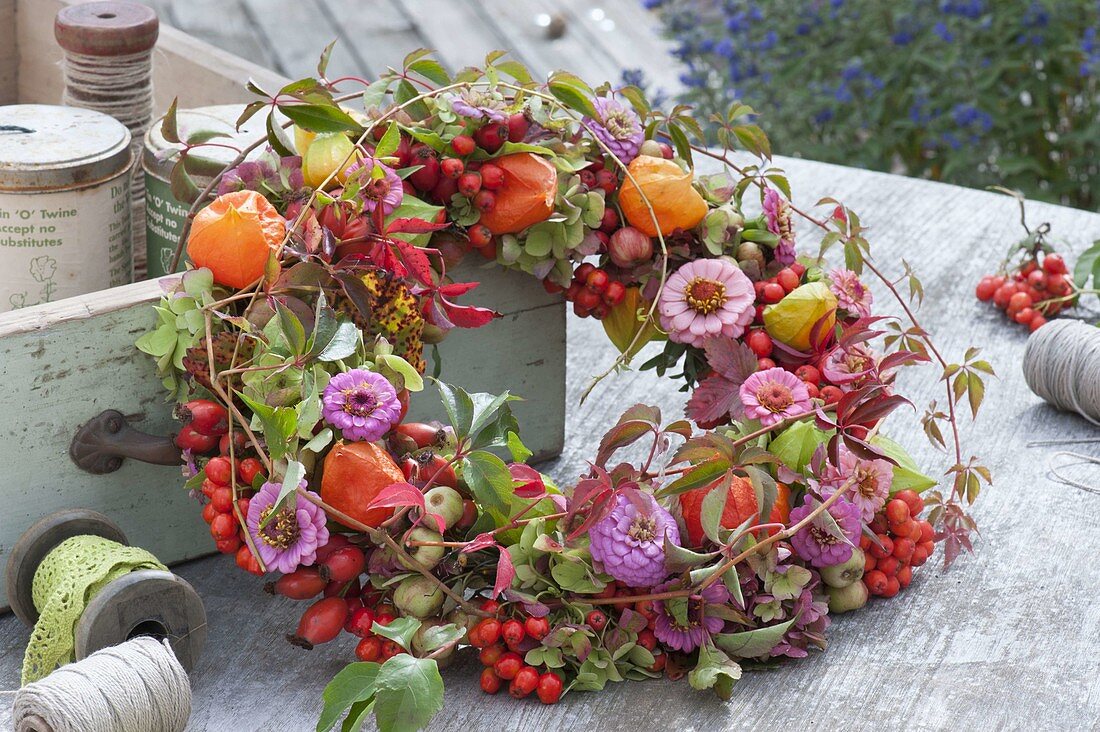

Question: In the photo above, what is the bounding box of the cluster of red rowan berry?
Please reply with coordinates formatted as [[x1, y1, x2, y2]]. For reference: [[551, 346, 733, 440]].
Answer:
[[394, 114, 530, 259], [467, 599, 566, 703], [975, 253, 1071, 331], [178, 399, 269, 574], [861, 490, 936, 599], [562, 261, 628, 319]]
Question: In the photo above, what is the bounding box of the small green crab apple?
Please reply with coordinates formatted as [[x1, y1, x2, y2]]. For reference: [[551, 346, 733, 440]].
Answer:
[[394, 575, 445, 619]]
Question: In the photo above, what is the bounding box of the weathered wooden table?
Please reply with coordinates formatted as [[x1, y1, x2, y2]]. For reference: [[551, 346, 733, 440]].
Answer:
[[3, 156, 1097, 730]]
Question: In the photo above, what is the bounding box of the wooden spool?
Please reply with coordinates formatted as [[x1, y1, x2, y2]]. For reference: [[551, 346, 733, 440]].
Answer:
[[4, 509, 207, 673], [54, 1, 159, 57]]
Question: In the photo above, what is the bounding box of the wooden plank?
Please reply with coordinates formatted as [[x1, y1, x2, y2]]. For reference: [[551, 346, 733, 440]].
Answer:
[[0, 258, 563, 610], [558, 0, 684, 93], [5, 155, 1100, 726], [239, 0, 364, 81], [156, 0, 276, 73], [472, 0, 624, 83], [0, 0, 16, 105], [16, 0, 287, 110], [389, 0, 522, 73], [317, 0, 423, 79]]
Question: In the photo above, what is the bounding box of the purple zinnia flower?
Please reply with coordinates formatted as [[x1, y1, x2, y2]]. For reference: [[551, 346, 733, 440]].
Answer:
[[346, 159, 403, 215], [584, 96, 644, 164], [450, 89, 508, 123], [739, 367, 811, 427], [788, 495, 861, 567], [829, 268, 873, 317], [246, 480, 329, 574], [817, 446, 893, 522], [321, 369, 402, 442], [652, 579, 731, 652], [658, 258, 755, 348], [588, 492, 680, 587], [763, 188, 796, 264]]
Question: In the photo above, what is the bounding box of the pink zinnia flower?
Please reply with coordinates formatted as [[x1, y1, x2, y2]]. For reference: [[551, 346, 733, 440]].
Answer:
[[821, 342, 878, 390], [652, 579, 731, 652], [584, 96, 644, 164], [321, 369, 402, 442], [763, 189, 796, 265], [739, 367, 811, 427], [346, 159, 404, 215], [788, 495, 861, 567], [829, 268, 873, 317], [658, 259, 755, 348], [246, 480, 330, 574], [817, 446, 893, 522], [588, 492, 680, 588]]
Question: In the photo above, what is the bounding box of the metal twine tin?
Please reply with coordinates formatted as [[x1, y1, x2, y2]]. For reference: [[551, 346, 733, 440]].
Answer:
[[143, 105, 269, 279], [0, 105, 132, 312]]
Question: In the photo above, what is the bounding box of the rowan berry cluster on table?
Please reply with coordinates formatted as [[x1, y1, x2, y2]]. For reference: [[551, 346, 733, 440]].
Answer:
[[974, 253, 1070, 332], [137, 47, 987, 731]]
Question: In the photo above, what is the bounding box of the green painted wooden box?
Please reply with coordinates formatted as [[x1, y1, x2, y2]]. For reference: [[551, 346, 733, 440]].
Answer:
[[0, 0, 565, 610]]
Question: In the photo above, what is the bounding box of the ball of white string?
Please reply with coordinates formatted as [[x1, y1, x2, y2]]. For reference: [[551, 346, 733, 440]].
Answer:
[[11, 637, 190, 732], [1023, 318, 1100, 426]]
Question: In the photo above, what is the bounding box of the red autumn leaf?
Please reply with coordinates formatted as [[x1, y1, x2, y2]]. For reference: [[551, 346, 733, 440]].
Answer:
[[509, 463, 546, 498], [492, 547, 516, 599], [702, 337, 757, 383], [461, 532, 498, 554], [685, 374, 742, 426], [366, 482, 425, 513], [384, 217, 449, 235], [389, 238, 435, 286], [438, 296, 500, 328], [438, 281, 479, 297]]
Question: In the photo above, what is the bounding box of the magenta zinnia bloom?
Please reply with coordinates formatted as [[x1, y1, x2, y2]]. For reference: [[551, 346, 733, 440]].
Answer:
[[652, 579, 731, 652], [821, 342, 878, 389], [346, 159, 403, 215], [450, 89, 508, 123], [763, 189, 796, 265], [246, 480, 329, 574], [588, 492, 680, 588], [829, 268, 873, 317], [585, 96, 644, 164], [818, 446, 893, 522], [739, 367, 811, 427], [788, 495, 861, 567], [658, 259, 755, 348], [321, 369, 402, 442]]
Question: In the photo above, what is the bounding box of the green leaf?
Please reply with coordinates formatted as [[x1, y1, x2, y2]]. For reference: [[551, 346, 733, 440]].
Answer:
[[280, 103, 363, 134], [548, 72, 599, 119], [266, 112, 296, 157], [714, 614, 799, 659], [768, 420, 827, 472], [304, 427, 334, 454], [870, 435, 938, 493], [1075, 240, 1100, 288], [437, 381, 474, 436], [700, 477, 730, 545], [688, 644, 742, 698], [468, 390, 520, 443], [374, 121, 402, 160], [506, 432, 533, 463], [371, 617, 421, 651], [372, 655, 444, 732], [418, 623, 464, 652], [161, 98, 180, 143], [462, 450, 514, 516], [549, 559, 606, 593], [407, 59, 450, 86], [317, 40, 338, 78], [135, 325, 177, 358], [261, 458, 305, 530], [316, 662, 381, 732], [656, 458, 730, 498], [663, 538, 719, 573], [273, 298, 307, 356], [375, 354, 424, 392], [237, 392, 297, 460], [169, 159, 200, 205]]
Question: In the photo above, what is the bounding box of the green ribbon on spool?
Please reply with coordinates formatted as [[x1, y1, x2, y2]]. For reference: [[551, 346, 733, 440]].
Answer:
[[21, 535, 166, 684]]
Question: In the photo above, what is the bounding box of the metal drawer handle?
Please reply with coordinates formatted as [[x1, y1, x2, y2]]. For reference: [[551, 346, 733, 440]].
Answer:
[[70, 410, 180, 474]]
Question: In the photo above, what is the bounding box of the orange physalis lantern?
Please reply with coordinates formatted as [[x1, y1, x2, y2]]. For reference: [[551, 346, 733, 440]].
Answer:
[[678, 476, 791, 547], [618, 155, 708, 237], [186, 190, 286, 289], [321, 441, 407, 528], [478, 153, 558, 235]]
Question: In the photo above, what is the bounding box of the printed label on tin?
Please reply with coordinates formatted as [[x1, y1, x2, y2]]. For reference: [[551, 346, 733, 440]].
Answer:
[[0, 177, 131, 311], [145, 171, 188, 279]]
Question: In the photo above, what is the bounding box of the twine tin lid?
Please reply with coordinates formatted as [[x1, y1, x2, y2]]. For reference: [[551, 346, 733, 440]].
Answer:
[[143, 105, 273, 179], [0, 105, 132, 192], [54, 1, 159, 56]]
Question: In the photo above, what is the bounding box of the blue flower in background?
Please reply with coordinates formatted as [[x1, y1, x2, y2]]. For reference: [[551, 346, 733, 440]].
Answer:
[[934, 22, 954, 42]]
